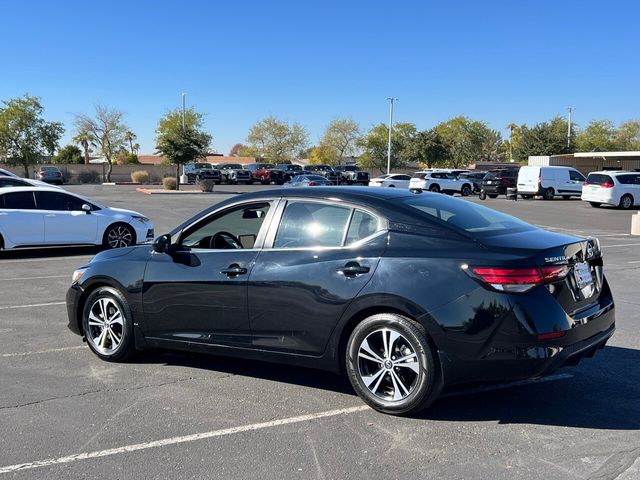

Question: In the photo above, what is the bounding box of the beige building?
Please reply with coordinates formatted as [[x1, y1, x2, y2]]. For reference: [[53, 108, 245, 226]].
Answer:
[[529, 151, 640, 175]]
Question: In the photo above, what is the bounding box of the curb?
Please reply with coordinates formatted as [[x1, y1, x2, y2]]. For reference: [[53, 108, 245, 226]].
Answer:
[[135, 188, 241, 195]]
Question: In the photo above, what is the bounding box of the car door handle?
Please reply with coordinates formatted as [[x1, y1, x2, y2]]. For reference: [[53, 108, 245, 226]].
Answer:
[[336, 262, 370, 277], [220, 265, 248, 277]]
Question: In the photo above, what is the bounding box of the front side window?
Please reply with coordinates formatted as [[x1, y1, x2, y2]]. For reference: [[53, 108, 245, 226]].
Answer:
[[35, 192, 85, 211], [569, 170, 585, 182], [4, 191, 36, 209], [274, 201, 352, 248], [181, 202, 271, 249]]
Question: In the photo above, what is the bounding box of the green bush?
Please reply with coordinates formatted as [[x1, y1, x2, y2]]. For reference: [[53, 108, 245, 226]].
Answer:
[[198, 179, 214, 192]]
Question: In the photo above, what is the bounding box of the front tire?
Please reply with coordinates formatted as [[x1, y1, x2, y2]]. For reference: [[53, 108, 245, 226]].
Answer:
[[346, 313, 440, 415], [461, 184, 472, 196], [488, 194, 498, 199], [82, 287, 135, 361], [103, 224, 135, 249], [619, 194, 634, 210]]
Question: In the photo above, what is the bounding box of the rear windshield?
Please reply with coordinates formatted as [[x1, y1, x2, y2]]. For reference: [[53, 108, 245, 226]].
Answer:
[[194, 163, 211, 169], [586, 174, 614, 185], [397, 195, 533, 237]]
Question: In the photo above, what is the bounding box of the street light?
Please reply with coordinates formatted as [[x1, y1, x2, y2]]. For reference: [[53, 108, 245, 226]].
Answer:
[[567, 106, 574, 149], [386, 97, 397, 175]]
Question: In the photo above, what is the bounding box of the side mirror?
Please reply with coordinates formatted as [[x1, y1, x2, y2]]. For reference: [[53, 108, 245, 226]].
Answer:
[[81, 204, 92, 214], [153, 234, 171, 253]]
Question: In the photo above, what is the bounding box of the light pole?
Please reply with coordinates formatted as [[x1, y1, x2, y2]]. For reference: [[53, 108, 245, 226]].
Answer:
[[567, 106, 574, 149], [182, 93, 187, 130], [386, 97, 397, 174]]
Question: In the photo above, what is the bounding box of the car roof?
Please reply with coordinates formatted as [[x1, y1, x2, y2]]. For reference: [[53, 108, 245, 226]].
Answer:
[[0, 186, 67, 194], [588, 170, 637, 175]]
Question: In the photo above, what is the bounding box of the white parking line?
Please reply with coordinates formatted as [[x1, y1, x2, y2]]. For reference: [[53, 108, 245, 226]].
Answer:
[[1, 346, 84, 358], [0, 405, 370, 475], [0, 275, 68, 282], [0, 301, 66, 310], [601, 243, 640, 248]]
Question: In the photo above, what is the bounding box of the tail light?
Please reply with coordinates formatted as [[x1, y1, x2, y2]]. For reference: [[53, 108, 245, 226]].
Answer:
[[463, 265, 570, 293], [583, 182, 589, 186], [601, 183, 614, 188], [308, 181, 317, 186], [537, 331, 566, 341]]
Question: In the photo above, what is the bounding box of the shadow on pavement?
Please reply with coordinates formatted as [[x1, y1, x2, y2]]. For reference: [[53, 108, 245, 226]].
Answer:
[[134, 345, 640, 430], [0, 246, 101, 260]]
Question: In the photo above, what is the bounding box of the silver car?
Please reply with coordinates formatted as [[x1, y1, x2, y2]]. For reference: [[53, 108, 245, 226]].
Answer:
[[37, 166, 65, 185]]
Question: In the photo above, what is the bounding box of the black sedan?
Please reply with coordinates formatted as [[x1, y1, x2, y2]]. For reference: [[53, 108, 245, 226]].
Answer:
[[67, 188, 615, 415]]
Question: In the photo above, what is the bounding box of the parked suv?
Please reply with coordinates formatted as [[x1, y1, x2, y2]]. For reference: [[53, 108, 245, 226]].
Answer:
[[303, 165, 339, 183], [334, 165, 370, 185], [582, 171, 640, 209], [517, 166, 585, 200], [409, 170, 474, 196], [246, 163, 285, 184], [217, 163, 252, 184], [458, 171, 487, 193], [480, 168, 519, 198], [274, 164, 304, 182], [183, 163, 222, 184]]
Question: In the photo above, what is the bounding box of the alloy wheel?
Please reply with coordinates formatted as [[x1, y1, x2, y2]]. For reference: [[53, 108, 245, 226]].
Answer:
[[107, 226, 133, 248], [86, 298, 124, 355], [357, 328, 421, 401]]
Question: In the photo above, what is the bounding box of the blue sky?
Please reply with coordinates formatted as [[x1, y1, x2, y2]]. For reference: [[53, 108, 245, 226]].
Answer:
[[2, 0, 639, 155]]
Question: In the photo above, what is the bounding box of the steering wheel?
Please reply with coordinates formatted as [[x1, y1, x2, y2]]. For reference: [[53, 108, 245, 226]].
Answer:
[[209, 231, 243, 249]]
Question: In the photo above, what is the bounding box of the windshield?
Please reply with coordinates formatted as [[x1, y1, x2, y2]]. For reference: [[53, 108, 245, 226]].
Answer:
[[194, 163, 212, 169], [397, 195, 534, 236]]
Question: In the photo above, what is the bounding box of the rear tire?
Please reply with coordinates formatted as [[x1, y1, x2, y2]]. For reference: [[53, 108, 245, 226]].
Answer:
[[478, 191, 487, 200], [619, 194, 634, 210], [589, 202, 601, 208], [428, 184, 440, 193], [82, 287, 136, 362], [461, 184, 472, 196], [543, 188, 555, 200], [346, 313, 440, 415], [488, 194, 498, 199]]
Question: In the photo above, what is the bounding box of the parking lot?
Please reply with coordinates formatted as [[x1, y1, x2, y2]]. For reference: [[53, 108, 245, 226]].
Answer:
[[1, 185, 639, 479]]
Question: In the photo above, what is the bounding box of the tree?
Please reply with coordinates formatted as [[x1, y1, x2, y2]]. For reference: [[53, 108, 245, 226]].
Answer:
[[575, 120, 617, 152], [0, 94, 64, 177], [434, 116, 502, 168], [245, 116, 309, 163], [52, 144, 84, 164], [616, 120, 640, 151], [73, 130, 93, 164], [155, 107, 212, 190], [74, 105, 128, 182], [357, 122, 416, 172], [132, 143, 140, 155], [403, 129, 450, 169], [229, 143, 247, 157], [317, 118, 360, 165], [514, 116, 575, 159], [124, 130, 137, 154], [308, 144, 336, 165]]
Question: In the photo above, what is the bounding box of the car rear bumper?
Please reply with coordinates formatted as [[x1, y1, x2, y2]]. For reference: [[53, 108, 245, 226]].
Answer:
[[581, 189, 617, 204], [482, 184, 506, 194]]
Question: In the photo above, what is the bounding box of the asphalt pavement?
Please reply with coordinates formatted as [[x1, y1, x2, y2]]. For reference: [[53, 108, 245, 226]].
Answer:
[[1, 185, 639, 479]]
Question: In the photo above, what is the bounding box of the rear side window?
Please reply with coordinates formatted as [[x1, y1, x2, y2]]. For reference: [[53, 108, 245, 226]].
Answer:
[[412, 173, 427, 179], [616, 174, 640, 185], [346, 210, 380, 245], [4, 191, 36, 209], [398, 195, 532, 236], [274, 201, 352, 248], [586, 174, 614, 185]]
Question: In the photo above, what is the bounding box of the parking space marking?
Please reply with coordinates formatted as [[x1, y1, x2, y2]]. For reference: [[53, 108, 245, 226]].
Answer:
[[0, 275, 68, 282], [601, 243, 640, 248], [0, 405, 369, 475], [1, 346, 84, 358], [0, 301, 66, 310]]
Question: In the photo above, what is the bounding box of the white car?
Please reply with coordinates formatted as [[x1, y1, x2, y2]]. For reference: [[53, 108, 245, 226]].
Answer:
[[517, 166, 585, 200], [0, 175, 63, 189], [582, 171, 640, 209], [0, 168, 19, 178], [368, 174, 412, 188], [0, 187, 154, 250], [409, 170, 474, 196]]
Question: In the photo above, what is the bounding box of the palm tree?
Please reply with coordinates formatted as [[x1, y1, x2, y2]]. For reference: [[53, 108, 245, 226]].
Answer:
[[72, 130, 93, 164], [132, 143, 140, 155], [124, 130, 137, 154]]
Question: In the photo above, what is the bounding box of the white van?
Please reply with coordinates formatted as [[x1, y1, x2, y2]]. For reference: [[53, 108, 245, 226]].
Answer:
[[517, 166, 586, 200]]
